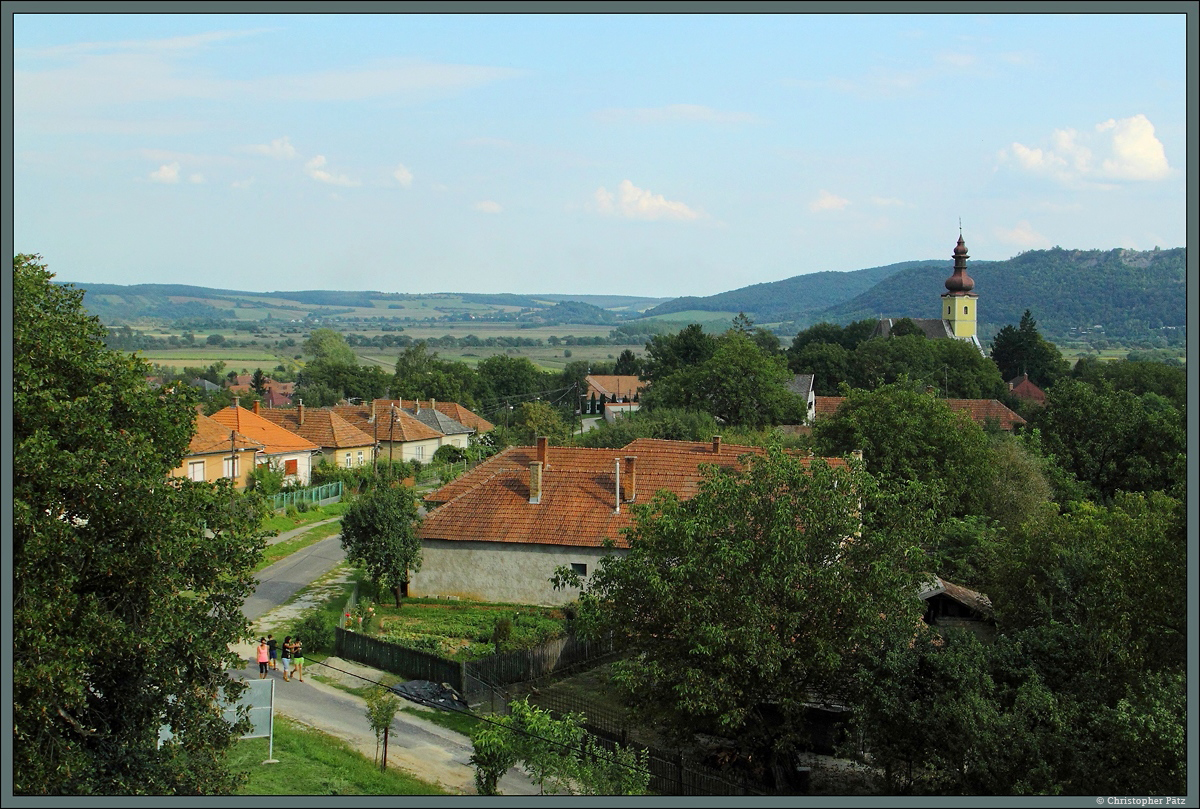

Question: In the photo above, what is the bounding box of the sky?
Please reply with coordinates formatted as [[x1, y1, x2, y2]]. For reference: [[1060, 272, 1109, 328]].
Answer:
[[10, 11, 1189, 298]]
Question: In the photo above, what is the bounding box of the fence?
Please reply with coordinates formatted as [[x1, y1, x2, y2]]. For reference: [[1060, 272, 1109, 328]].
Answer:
[[270, 481, 343, 511], [334, 627, 614, 701]]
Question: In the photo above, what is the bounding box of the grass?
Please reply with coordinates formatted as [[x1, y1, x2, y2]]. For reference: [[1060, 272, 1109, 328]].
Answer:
[[366, 599, 568, 661], [261, 500, 349, 535], [230, 714, 451, 795], [256, 521, 344, 573]]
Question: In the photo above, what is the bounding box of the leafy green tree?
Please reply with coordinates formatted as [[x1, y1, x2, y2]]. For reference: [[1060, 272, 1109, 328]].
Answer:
[[14, 255, 267, 795], [250, 368, 267, 396], [364, 687, 401, 771], [888, 317, 926, 338], [557, 449, 932, 766], [640, 323, 717, 382], [391, 340, 478, 407], [812, 381, 995, 518], [989, 310, 1070, 388], [613, 348, 641, 375], [475, 355, 551, 404], [511, 400, 571, 445], [1072, 356, 1186, 410], [789, 340, 853, 396], [206, 332, 225, 345], [302, 327, 357, 365], [340, 484, 423, 606]]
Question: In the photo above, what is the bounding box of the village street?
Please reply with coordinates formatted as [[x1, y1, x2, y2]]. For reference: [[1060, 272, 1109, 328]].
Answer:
[[234, 523, 537, 795]]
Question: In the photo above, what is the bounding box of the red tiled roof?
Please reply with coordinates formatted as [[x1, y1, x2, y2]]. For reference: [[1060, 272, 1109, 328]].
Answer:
[[585, 374, 646, 400], [333, 403, 443, 442], [1007, 374, 1046, 405], [813, 396, 1025, 430], [420, 438, 848, 549], [258, 407, 374, 449], [410, 400, 494, 433], [188, 413, 263, 455], [208, 405, 321, 455]]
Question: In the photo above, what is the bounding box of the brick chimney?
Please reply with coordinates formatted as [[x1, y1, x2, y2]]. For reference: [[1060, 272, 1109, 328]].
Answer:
[[252, 400, 260, 415], [233, 396, 240, 409], [712, 435, 722, 454], [621, 456, 636, 503], [298, 400, 305, 426], [529, 461, 543, 504], [536, 436, 549, 466]]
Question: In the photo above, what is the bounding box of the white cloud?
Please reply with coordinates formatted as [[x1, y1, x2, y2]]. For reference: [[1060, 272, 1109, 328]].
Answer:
[[188, 173, 205, 184], [304, 155, 360, 187], [149, 162, 180, 183], [473, 200, 502, 214], [994, 220, 1050, 249], [593, 180, 701, 221], [393, 163, 414, 187], [1002, 114, 1171, 184], [247, 136, 297, 160], [595, 104, 757, 125], [809, 190, 850, 212], [1096, 114, 1170, 180]]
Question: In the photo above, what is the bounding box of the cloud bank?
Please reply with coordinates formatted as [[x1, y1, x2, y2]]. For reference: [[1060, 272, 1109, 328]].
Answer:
[[1001, 114, 1171, 184], [594, 180, 701, 221]]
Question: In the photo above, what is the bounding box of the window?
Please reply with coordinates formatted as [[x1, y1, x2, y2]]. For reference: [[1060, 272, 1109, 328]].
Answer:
[[222, 456, 239, 480], [284, 458, 298, 476], [188, 461, 205, 482], [345, 452, 352, 467], [414, 446, 425, 460], [357, 450, 364, 466], [571, 563, 587, 576], [963, 305, 969, 314]]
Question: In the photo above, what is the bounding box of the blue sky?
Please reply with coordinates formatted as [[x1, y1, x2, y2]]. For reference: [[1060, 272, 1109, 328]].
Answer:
[[12, 12, 1187, 298]]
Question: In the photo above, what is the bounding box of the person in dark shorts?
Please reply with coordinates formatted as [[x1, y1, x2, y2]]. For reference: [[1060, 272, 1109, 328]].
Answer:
[[280, 635, 293, 681], [267, 634, 278, 671], [256, 638, 270, 679]]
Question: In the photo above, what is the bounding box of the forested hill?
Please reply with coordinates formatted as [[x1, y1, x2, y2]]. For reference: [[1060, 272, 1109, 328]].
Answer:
[[815, 247, 1186, 340], [642, 260, 931, 321]]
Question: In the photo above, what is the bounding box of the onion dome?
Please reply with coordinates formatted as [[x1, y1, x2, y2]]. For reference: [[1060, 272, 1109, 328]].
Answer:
[[944, 234, 975, 295]]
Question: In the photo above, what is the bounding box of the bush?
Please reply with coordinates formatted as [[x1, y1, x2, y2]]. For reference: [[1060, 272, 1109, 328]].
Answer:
[[294, 611, 334, 654], [492, 616, 513, 649], [296, 500, 310, 513], [285, 505, 299, 519]]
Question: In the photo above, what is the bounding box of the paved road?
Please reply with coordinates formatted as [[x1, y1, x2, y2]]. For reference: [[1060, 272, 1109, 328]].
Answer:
[[236, 522, 537, 795]]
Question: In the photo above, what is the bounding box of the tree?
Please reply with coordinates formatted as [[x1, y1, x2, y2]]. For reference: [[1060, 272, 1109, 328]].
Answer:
[[640, 323, 717, 382], [206, 332, 225, 345], [302, 327, 357, 366], [557, 448, 932, 766], [364, 687, 401, 772], [250, 368, 267, 396], [340, 484, 423, 606], [812, 381, 996, 518], [14, 255, 267, 795], [989, 310, 1070, 388], [511, 400, 571, 445], [613, 348, 641, 376]]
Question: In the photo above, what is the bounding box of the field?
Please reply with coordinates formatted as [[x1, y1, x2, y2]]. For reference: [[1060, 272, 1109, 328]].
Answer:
[[135, 346, 286, 372], [359, 599, 569, 662]]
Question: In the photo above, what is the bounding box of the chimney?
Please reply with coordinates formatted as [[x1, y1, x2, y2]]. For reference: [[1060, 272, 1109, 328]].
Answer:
[[529, 461, 543, 504], [621, 456, 636, 503], [613, 459, 621, 514], [298, 400, 305, 426], [431, 398, 437, 412], [233, 396, 240, 409], [537, 436, 548, 466], [851, 449, 863, 462], [712, 435, 722, 454], [252, 400, 260, 415]]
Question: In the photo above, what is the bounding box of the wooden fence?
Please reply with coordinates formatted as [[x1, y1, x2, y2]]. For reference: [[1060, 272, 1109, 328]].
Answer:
[[334, 628, 614, 701]]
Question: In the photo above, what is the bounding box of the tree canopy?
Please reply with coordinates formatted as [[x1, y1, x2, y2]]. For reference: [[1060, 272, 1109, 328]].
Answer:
[[13, 255, 267, 795], [989, 310, 1070, 388], [340, 484, 424, 605], [558, 448, 932, 765]]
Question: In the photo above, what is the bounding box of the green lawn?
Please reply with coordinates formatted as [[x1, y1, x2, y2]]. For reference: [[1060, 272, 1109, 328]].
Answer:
[[230, 714, 451, 795], [358, 599, 568, 661]]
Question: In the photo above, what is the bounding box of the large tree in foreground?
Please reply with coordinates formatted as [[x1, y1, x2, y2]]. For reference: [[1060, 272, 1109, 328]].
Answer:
[[556, 448, 934, 770], [13, 255, 267, 795], [340, 483, 423, 605]]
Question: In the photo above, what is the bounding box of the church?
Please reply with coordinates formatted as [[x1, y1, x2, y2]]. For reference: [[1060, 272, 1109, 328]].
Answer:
[[871, 233, 984, 354]]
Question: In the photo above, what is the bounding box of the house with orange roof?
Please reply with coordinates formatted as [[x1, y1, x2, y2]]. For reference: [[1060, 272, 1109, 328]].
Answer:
[[331, 400, 446, 464], [1006, 372, 1046, 406], [253, 400, 376, 469], [171, 413, 264, 489], [208, 401, 321, 485], [412, 436, 849, 605], [814, 395, 1026, 432]]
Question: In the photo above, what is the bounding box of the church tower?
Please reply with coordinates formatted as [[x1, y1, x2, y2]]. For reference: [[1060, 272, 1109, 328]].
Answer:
[[941, 233, 977, 340]]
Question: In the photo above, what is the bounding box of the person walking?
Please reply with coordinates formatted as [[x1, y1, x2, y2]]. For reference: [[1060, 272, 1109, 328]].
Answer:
[[256, 638, 270, 679], [267, 633, 278, 671], [280, 635, 293, 682], [292, 637, 304, 682]]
